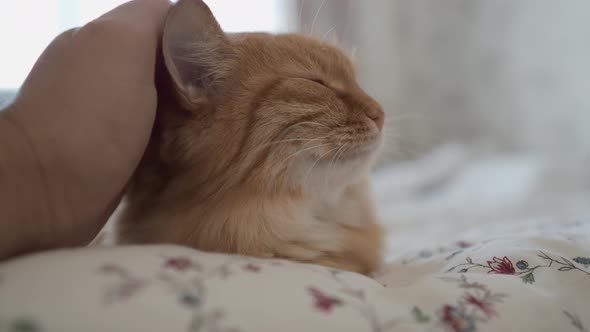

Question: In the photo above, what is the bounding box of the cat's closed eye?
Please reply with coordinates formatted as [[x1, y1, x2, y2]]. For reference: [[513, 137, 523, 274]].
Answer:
[[302, 77, 348, 96], [306, 77, 328, 87]]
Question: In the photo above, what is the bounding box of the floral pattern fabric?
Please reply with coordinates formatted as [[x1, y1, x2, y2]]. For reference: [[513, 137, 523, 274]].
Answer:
[[0, 219, 589, 332]]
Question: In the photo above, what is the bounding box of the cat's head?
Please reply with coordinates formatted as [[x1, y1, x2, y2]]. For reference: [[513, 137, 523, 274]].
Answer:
[[158, 0, 384, 196]]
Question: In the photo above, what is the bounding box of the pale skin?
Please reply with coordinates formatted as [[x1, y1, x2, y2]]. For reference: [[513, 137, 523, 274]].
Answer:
[[0, 0, 171, 260]]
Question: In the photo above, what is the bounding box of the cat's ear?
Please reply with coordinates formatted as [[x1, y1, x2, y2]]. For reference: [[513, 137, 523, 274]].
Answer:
[[162, 0, 235, 105]]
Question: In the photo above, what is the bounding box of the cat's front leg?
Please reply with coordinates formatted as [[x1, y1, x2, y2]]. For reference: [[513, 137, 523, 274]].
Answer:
[[309, 220, 384, 275], [271, 219, 384, 275]]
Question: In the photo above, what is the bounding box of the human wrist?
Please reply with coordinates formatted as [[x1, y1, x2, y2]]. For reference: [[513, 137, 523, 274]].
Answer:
[[0, 106, 54, 259]]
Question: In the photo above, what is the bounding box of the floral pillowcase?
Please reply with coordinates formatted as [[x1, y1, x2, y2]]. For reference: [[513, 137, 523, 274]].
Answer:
[[0, 226, 589, 332]]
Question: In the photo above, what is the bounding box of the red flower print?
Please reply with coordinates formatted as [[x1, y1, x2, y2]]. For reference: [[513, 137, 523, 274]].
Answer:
[[164, 257, 192, 271], [307, 287, 342, 313], [439, 305, 476, 332], [243, 263, 261, 272], [462, 293, 496, 318], [486, 256, 515, 274]]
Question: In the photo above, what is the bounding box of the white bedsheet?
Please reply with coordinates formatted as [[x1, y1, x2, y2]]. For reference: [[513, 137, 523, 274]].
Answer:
[[372, 144, 590, 259]]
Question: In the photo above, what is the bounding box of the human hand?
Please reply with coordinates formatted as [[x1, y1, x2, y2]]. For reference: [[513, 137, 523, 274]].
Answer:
[[0, 0, 171, 258]]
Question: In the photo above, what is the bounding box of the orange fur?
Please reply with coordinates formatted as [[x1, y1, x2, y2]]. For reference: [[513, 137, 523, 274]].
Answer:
[[114, 0, 385, 274]]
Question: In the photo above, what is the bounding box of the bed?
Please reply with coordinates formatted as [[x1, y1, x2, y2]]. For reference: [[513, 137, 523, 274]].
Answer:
[[1, 144, 589, 332]]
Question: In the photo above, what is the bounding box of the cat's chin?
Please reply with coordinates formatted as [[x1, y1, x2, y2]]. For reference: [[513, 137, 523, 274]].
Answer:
[[322, 137, 383, 166], [336, 146, 377, 164], [300, 141, 381, 188]]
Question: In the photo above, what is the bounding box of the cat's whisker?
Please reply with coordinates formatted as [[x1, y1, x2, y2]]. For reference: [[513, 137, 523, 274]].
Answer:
[[270, 137, 329, 145], [276, 136, 329, 148], [311, 0, 326, 36], [321, 26, 336, 43], [298, 137, 329, 150], [337, 143, 352, 163], [284, 121, 331, 132], [357, 103, 370, 120], [304, 145, 340, 188], [338, 144, 354, 166], [247, 136, 330, 158], [330, 143, 347, 168], [329, 143, 353, 186], [284, 142, 332, 162], [385, 111, 423, 123], [344, 1, 354, 41], [298, 0, 305, 33], [290, 137, 328, 152], [294, 121, 331, 129], [336, 143, 351, 164], [325, 143, 348, 187], [278, 121, 331, 138]]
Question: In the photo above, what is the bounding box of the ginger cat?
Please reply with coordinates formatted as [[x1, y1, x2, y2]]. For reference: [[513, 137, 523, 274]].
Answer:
[[115, 0, 385, 274]]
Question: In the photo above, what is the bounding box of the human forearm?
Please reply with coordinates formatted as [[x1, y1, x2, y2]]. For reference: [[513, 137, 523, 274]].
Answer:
[[0, 0, 169, 260], [0, 108, 52, 259]]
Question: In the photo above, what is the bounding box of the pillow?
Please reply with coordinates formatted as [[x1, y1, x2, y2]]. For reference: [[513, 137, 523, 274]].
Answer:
[[0, 226, 588, 332]]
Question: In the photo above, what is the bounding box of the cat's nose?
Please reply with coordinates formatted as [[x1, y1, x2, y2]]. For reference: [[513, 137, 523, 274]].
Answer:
[[367, 107, 384, 131], [346, 88, 385, 131]]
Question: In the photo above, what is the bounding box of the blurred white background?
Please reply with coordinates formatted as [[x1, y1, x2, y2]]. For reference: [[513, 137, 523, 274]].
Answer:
[[1, 1, 589, 225], [295, 0, 590, 162], [0, 0, 291, 89], [296, 0, 590, 226]]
